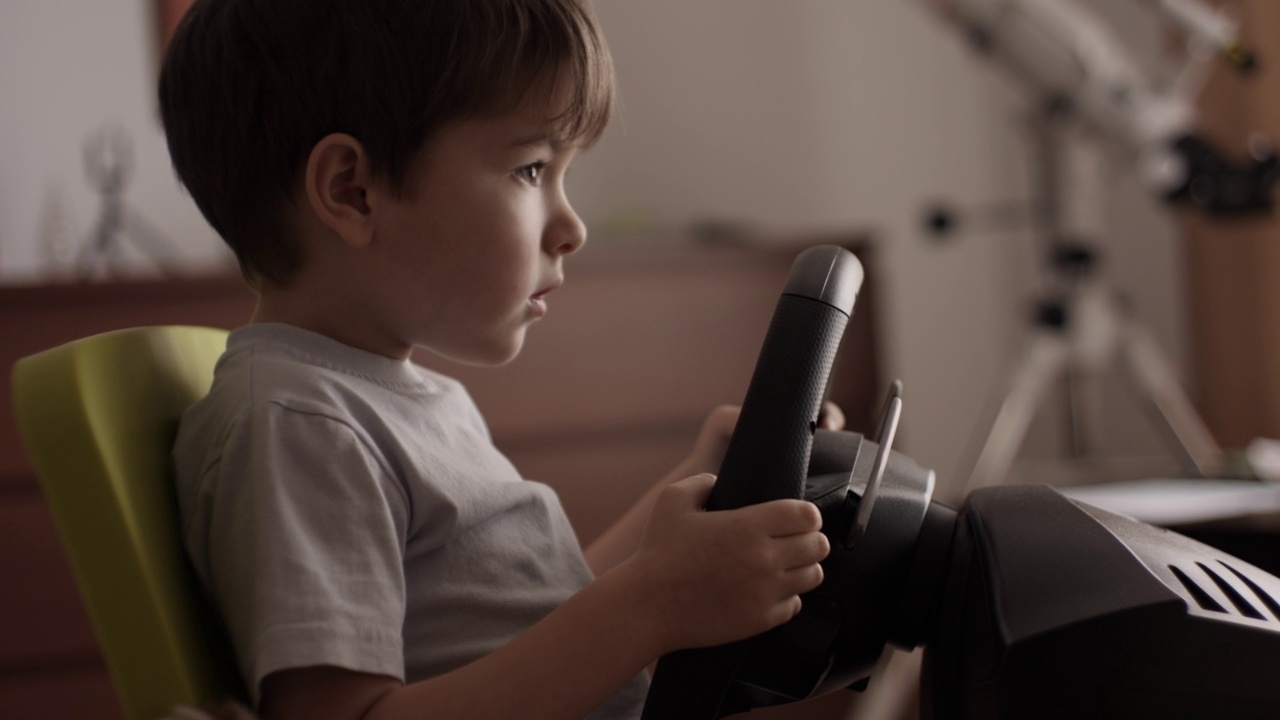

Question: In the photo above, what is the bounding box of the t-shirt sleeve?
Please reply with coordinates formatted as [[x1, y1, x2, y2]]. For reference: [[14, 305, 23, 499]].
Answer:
[[199, 402, 410, 702]]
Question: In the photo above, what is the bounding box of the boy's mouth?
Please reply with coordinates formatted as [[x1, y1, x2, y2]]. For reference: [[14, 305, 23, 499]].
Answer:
[[528, 280, 561, 317]]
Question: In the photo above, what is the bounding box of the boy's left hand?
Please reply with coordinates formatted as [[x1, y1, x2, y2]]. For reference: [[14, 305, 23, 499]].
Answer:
[[682, 402, 845, 479], [585, 401, 846, 576]]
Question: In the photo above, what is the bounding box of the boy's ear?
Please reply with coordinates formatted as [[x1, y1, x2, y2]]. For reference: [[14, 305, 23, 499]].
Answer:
[[304, 133, 378, 249]]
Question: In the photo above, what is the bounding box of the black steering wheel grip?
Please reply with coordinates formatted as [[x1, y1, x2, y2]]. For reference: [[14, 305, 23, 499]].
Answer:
[[641, 245, 864, 719]]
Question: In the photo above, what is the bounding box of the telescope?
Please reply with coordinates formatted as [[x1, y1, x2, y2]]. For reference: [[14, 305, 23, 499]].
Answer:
[[911, 0, 1278, 492], [917, 0, 1278, 216]]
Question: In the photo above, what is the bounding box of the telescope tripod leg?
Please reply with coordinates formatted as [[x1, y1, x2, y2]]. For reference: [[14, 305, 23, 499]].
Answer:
[[1119, 319, 1224, 477], [965, 332, 1071, 493], [1065, 348, 1109, 460]]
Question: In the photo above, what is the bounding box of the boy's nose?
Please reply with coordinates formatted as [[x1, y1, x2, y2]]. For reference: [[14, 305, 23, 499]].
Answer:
[[547, 203, 587, 256]]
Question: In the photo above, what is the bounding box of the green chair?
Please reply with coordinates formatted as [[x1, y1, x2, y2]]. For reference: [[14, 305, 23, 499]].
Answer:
[[11, 326, 246, 720]]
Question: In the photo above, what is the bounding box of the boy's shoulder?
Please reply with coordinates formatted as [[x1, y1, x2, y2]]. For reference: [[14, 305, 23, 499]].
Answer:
[[212, 323, 461, 405], [172, 320, 481, 484], [175, 323, 471, 469]]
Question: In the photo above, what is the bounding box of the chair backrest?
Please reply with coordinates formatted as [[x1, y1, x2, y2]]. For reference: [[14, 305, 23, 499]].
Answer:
[[12, 326, 246, 720]]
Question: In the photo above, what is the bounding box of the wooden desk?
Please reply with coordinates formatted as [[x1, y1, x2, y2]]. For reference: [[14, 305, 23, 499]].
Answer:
[[1, 238, 879, 719]]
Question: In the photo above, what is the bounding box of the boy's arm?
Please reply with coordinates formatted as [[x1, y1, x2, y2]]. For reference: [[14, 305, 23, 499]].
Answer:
[[260, 474, 829, 720], [261, 564, 658, 720]]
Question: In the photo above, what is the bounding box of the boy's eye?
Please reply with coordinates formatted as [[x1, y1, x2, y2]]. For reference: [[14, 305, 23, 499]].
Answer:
[[517, 161, 547, 184]]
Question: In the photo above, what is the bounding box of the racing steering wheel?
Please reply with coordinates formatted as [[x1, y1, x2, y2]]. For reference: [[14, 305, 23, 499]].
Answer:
[[640, 244, 1280, 720], [640, 245, 947, 718]]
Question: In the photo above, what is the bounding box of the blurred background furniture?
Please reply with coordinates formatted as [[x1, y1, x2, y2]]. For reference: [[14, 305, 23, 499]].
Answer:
[[1186, 0, 1280, 450], [1, 236, 879, 720]]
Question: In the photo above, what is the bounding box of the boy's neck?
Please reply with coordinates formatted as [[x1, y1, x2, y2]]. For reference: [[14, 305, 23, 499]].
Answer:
[[252, 275, 413, 361]]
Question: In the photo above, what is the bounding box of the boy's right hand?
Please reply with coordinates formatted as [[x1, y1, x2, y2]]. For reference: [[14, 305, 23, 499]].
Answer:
[[624, 473, 829, 654]]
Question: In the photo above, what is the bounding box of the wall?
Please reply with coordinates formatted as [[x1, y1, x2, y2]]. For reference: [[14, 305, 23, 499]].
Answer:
[[0, 0, 227, 282], [0, 0, 1193, 489]]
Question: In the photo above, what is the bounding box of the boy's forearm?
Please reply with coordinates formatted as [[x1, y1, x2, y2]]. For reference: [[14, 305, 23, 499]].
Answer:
[[364, 564, 661, 720]]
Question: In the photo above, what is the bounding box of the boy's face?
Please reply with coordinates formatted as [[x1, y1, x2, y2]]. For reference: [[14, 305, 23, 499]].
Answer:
[[363, 95, 588, 365]]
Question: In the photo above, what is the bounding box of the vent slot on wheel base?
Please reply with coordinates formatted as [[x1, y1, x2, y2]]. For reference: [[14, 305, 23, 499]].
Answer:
[[1197, 562, 1265, 620], [1219, 561, 1280, 622], [1169, 565, 1225, 614]]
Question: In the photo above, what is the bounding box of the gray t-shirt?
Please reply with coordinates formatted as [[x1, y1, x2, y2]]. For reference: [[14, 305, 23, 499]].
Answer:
[[173, 323, 648, 717]]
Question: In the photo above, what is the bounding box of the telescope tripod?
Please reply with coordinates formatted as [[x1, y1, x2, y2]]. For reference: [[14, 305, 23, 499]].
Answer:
[[964, 242, 1224, 492]]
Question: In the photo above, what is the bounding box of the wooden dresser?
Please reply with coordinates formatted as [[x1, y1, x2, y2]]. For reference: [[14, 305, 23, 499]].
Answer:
[[1, 237, 880, 719]]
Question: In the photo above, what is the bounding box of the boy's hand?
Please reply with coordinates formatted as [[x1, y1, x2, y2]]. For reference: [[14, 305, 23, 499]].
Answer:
[[817, 401, 846, 432], [682, 402, 845, 479], [681, 406, 741, 478], [587, 402, 843, 581], [625, 473, 829, 653]]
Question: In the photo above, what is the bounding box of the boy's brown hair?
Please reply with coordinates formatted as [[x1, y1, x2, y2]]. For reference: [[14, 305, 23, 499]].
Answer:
[[159, 0, 614, 288]]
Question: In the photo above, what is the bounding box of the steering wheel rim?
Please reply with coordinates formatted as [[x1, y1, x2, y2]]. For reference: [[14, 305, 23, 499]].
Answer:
[[641, 245, 864, 719]]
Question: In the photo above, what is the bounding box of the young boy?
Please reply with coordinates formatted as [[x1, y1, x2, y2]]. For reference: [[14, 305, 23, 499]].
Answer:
[[161, 1, 832, 719]]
